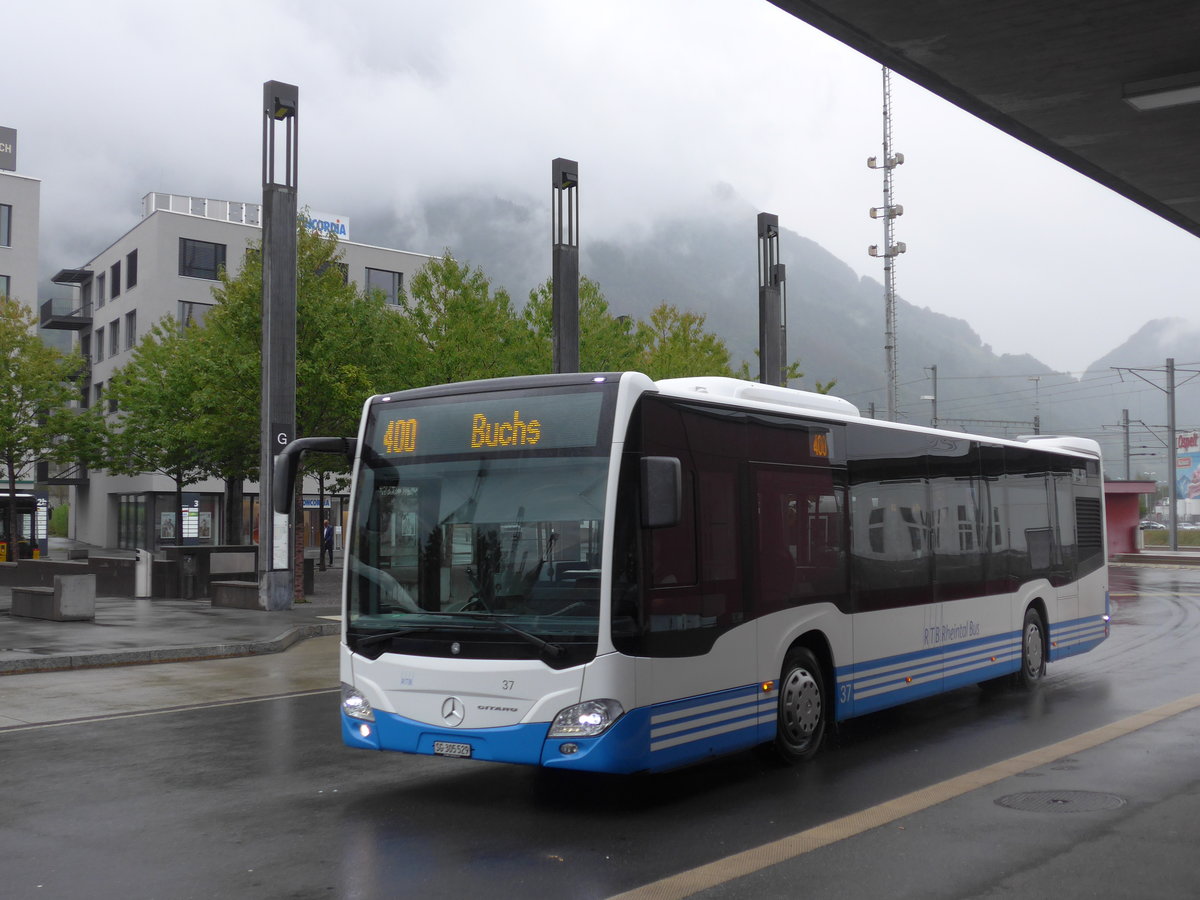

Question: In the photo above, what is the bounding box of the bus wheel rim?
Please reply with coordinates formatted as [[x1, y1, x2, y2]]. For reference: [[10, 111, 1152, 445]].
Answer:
[[1025, 621, 1044, 676], [781, 667, 820, 747]]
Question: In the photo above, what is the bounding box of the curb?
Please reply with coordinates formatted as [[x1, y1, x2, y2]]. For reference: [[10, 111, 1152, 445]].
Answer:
[[0, 621, 341, 676]]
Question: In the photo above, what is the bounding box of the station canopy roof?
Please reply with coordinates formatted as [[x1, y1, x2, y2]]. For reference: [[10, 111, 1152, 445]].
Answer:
[[771, 1, 1200, 239]]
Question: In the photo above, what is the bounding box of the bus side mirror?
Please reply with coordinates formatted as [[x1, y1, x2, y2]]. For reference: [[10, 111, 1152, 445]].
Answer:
[[641, 456, 681, 529]]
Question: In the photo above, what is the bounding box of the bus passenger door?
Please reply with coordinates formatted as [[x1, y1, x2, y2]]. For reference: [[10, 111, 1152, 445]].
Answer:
[[753, 465, 850, 711]]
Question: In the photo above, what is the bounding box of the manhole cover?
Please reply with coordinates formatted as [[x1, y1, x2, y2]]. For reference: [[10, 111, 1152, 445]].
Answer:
[[995, 790, 1126, 813]]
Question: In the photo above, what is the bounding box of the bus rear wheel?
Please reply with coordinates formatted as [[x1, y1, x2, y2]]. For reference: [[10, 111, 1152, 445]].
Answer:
[[1018, 607, 1047, 689], [774, 647, 826, 763]]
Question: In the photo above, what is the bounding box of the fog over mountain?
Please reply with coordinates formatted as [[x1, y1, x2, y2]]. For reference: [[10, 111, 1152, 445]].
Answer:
[[363, 190, 1198, 481]]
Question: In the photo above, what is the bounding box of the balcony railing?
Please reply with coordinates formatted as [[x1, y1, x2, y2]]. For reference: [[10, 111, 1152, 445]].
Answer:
[[40, 298, 93, 331]]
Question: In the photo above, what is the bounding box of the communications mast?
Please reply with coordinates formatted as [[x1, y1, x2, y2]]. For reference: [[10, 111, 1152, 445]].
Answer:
[[868, 66, 906, 421]]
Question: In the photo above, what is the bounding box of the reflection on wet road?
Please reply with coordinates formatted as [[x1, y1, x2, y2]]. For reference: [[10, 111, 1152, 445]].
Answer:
[[3, 563, 1199, 899]]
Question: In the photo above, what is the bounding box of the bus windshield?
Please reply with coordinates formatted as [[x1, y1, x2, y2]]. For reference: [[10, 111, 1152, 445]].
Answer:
[[346, 384, 615, 667]]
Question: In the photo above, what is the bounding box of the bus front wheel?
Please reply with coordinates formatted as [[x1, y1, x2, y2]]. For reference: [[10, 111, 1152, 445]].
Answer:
[[774, 647, 826, 763], [1018, 607, 1047, 689]]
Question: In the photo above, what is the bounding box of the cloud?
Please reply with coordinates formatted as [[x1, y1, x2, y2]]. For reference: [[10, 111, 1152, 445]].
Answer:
[[9, 0, 1200, 375]]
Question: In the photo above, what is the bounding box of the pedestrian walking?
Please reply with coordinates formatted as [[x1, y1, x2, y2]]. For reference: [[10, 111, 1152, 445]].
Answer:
[[322, 519, 335, 569]]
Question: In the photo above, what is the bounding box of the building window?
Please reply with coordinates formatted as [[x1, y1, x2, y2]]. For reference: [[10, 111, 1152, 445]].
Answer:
[[97, 273, 106, 308], [125, 310, 137, 350], [0, 204, 10, 247], [126, 249, 138, 290], [94, 382, 104, 408], [109, 319, 120, 356], [179, 300, 214, 328], [111, 261, 121, 298], [179, 238, 227, 280], [366, 267, 404, 305], [317, 260, 349, 284], [80, 332, 91, 363], [81, 280, 92, 316], [0, 274, 9, 298], [94, 326, 104, 362]]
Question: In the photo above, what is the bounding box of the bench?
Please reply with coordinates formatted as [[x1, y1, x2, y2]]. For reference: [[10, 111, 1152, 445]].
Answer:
[[11, 574, 97, 621]]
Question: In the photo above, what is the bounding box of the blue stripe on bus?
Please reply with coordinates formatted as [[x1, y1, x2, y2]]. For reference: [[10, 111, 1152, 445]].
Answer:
[[346, 613, 1109, 772], [836, 614, 1109, 715]]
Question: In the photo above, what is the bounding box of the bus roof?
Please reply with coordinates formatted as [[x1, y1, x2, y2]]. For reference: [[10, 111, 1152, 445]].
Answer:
[[652, 376, 1100, 461]]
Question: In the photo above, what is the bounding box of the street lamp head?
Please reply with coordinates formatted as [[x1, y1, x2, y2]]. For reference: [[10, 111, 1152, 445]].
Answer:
[[265, 81, 298, 121], [552, 158, 578, 189]]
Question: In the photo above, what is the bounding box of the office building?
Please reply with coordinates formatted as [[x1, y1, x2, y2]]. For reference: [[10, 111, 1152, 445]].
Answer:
[[0, 126, 39, 314], [47, 191, 433, 552]]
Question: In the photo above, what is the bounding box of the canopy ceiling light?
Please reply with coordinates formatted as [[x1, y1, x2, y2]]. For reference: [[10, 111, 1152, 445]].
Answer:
[[1123, 72, 1200, 111]]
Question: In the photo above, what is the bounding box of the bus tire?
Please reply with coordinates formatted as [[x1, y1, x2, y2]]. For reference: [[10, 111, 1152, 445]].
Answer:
[[1017, 607, 1047, 689], [774, 647, 826, 763]]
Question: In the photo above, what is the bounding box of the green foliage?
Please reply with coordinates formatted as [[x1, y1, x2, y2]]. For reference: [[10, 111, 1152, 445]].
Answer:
[[406, 253, 536, 384], [194, 226, 420, 483], [523, 277, 641, 372], [635, 303, 733, 380], [104, 319, 209, 491], [1142, 530, 1200, 548], [0, 297, 93, 565], [48, 503, 69, 537]]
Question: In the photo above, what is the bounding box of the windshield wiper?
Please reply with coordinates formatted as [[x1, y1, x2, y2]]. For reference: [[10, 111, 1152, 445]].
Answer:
[[354, 623, 472, 648], [354, 612, 566, 659]]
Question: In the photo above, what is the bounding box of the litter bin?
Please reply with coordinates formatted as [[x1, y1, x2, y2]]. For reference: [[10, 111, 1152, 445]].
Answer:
[[135, 549, 153, 598]]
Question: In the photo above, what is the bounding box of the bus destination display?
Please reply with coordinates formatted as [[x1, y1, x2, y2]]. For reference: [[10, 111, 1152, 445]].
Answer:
[[372, 390, 606, 458]]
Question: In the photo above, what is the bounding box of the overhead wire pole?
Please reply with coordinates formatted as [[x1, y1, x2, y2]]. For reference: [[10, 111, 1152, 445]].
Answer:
[[1113, 358, 1200, 552], [868, 67, 906, 421], [922, 364, 938, 427], [1122, 408, 1131, 480]]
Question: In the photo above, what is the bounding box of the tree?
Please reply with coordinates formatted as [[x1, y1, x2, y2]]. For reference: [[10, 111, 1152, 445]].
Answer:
[[405, 253, 536, 384], [522, 277, 641, 373], [191, 226, 421, 597], [0, 297, 88, 567], [195, 226, 419, 546], [635, 303, 734, 380], [103, 319, 209, 551]]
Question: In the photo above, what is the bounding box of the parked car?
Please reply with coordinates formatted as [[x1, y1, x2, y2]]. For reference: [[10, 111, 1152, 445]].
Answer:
[[1140, 520, 1168, 530]]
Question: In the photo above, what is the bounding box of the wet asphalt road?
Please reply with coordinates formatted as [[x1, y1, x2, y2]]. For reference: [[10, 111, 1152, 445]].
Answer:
[[1, 564, 1198, 899]]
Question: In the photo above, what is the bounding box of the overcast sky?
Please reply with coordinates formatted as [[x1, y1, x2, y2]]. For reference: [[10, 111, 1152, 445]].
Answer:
[[9, 0, 1200, 374]]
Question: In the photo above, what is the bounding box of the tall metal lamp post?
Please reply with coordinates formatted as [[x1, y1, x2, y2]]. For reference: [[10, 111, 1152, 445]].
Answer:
[[258, 80, 299, 611], [551, 158, 579, 374], [757, 213, 784, 387]]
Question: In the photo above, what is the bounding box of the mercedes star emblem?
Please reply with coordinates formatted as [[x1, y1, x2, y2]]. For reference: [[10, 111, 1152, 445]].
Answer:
[[441, 697, 465, 727]]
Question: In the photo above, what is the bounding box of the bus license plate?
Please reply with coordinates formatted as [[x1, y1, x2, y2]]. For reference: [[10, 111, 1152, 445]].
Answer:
[[433, 741, 472, 758]]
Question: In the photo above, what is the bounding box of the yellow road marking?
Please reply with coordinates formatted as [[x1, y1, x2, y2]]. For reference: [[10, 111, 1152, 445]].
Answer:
[[609, 692, 1200, 900]]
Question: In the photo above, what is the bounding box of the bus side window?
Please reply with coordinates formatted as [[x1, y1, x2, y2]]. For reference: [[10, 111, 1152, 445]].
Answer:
[[755, 466, 845, 614]]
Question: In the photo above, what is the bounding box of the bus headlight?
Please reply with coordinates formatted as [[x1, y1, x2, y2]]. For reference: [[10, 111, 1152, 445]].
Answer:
[[548, 699, 625, 738], [341, 683, 375, 721]]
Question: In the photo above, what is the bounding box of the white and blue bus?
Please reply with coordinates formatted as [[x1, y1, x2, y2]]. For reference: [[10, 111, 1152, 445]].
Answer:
[[278, 372, 1108, 774]]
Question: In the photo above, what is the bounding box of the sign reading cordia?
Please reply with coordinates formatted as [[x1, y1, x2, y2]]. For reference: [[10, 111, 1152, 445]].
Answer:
[[302, 210, 350, 240]]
